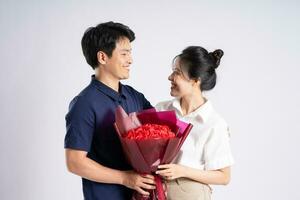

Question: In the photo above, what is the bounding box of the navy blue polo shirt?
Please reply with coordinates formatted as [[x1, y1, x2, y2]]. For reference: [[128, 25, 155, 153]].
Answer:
[[65, 75, 152, 200]]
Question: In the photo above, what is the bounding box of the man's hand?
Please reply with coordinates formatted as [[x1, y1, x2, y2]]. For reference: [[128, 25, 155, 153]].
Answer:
[[121, 171, 156, 196]]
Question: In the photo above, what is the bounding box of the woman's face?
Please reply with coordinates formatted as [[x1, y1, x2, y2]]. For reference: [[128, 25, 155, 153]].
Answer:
[[168, 59, 196, 98]]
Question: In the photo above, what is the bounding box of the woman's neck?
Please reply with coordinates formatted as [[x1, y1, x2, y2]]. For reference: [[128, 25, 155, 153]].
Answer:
[[180, 91, 206, 116]]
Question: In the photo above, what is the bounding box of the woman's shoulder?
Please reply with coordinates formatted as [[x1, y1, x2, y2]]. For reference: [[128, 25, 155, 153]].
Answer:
[[206, 108, 231, 138], [203, 101, 229, 130]]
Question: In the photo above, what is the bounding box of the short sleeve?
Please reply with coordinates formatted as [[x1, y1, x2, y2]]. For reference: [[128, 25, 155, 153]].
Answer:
[[64, 96, 95, 152], [155, 100, 171, 111], [155, 102, 165, 111], [139, 93, 153, 109], [204, 121, 234, 170]]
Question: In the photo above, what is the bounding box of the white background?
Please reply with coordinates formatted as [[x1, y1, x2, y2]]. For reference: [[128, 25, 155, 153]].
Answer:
[[1, 0, 300, 199]]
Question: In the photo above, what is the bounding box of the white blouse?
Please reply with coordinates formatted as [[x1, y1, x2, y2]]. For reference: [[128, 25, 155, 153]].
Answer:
[[156, 98, 234, 170]]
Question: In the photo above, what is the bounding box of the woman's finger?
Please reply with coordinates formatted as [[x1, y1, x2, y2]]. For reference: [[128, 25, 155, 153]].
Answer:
[[158, 164, 170, 169], [156, 169, 171, 174], [157, 172, 173, 179]]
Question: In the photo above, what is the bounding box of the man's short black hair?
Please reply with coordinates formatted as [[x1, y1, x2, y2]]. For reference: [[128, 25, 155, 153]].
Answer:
[[81, 21, 135, 69]]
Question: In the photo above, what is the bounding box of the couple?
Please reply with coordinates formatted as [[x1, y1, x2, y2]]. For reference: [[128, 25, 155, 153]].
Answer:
[[64, 21, 234, 200]]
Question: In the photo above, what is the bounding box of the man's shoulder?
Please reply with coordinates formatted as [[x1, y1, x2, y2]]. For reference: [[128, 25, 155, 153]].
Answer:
[[122, 84, 145, 98], [78, 83, 99, 97], [122, 84, 139, 93], [68, 84, 98, 110], [122, 84, 153, 109]]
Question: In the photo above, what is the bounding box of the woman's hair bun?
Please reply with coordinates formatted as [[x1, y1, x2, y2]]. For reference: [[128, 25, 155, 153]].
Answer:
[[209, 49, 224, 69]]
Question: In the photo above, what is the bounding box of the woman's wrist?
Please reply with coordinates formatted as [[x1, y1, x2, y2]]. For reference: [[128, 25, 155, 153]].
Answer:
[[180, 165, 189, 178]]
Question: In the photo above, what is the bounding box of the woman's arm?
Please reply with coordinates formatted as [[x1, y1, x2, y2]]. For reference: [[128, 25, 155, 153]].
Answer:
[[156, 164, 231, 185]]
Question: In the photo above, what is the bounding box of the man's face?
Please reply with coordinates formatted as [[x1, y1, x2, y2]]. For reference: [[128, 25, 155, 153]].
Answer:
[[104, 37, 133, 81]]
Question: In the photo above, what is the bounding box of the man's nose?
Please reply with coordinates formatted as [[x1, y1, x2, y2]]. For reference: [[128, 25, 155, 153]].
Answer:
[[128, 55, 133, 64]]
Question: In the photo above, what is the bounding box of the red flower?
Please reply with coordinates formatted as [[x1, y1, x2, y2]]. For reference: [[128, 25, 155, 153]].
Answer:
[[124, 124, 176, 140]]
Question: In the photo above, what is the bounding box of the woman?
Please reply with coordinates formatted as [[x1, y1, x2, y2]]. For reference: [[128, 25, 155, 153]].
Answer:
[[156, 46, 234, 200]]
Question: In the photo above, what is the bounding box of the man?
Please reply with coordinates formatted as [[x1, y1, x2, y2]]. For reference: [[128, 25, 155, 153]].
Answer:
[[65, 21, 155, 200]]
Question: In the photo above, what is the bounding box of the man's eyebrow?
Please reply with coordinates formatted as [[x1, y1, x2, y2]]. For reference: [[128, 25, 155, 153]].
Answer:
[[120, 48, 132, 52]]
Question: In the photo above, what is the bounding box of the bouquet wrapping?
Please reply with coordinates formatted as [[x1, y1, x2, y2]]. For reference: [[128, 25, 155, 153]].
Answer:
[[114, 106, 193, 200]]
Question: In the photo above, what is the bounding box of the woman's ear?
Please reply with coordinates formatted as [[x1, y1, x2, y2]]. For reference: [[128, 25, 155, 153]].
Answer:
[[193, 78, 201, 87], [97, 51, 108, 65]]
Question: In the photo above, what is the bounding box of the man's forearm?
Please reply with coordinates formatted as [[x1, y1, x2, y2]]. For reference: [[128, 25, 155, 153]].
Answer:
[[67, 154, 126, 185]]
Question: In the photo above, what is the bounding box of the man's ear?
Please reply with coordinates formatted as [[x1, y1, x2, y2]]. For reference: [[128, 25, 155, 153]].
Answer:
[[97, 51, 108, 65]]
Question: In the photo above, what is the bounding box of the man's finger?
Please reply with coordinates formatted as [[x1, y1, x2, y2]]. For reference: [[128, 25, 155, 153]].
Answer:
[[141, 177, 156, 185], [142, 174, 155, 180], [140, 183, 156, 190], [136, 187, 150, 196]]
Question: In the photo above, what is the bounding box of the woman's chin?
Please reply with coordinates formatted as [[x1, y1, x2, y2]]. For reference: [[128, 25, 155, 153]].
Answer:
[[170, 90, 178, 97]]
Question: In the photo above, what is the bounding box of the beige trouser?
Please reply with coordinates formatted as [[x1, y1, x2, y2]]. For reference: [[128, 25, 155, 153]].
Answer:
[[166, 178, 212, 200]]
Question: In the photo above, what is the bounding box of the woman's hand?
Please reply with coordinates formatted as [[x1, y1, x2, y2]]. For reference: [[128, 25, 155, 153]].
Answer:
[[156, 164, 186, 180]]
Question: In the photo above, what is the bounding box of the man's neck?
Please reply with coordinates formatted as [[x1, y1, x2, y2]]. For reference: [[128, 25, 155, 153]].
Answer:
[[95, 72, 120, 92]]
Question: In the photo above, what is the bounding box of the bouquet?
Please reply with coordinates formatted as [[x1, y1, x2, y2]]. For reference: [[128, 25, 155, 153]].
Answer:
[[114, 106, 193, 200]]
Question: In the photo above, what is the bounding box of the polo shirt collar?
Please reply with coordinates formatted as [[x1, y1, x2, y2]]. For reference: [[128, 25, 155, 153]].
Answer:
[[171, 98, 213, 123], [90, 75, 128, 100]]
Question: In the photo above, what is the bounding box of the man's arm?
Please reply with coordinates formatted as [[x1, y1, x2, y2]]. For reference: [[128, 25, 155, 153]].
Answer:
[[65, 149, 156, 196]]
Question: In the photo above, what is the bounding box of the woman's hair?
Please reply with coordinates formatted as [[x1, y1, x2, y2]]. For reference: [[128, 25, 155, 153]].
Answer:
[[175, 46, 224, 91], [81, 21, 135, 69]]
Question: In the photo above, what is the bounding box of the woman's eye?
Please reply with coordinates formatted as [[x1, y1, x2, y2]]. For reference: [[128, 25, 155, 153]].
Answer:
[[174, 71, 181, 75]]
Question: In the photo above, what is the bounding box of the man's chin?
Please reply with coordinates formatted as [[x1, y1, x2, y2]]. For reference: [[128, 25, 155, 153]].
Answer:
[[119, 75, 130, 80]]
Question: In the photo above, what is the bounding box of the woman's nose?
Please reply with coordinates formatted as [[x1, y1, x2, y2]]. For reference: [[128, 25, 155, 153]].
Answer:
[[168, 73, 173, 81]]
